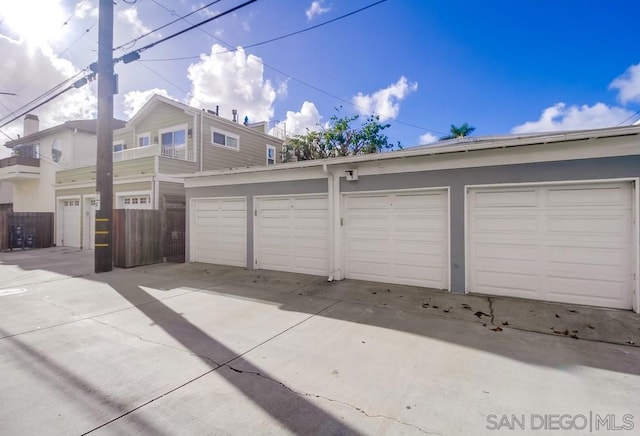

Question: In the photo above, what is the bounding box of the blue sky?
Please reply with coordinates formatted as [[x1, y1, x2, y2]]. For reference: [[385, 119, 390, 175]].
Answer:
[[1, 0, 639, 157]]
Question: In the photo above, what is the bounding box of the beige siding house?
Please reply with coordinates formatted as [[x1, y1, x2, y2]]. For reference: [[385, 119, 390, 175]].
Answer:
[[54, 94, 284, 249]]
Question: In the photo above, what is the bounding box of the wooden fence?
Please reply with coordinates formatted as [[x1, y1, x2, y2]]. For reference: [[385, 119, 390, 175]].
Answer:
[[0, 212, 54, 251], [113, 207, 185, 268]]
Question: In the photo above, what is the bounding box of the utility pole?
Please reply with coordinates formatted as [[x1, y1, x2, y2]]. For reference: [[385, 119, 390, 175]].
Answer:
[[95, 0, 114, 273]]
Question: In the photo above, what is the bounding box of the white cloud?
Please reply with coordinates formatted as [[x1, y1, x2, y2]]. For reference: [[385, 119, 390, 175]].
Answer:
[[123, 88, 172, 119], [280, 101, 322, 136], [306, 1, 331, 20], [511, 102, 633, 134], [192, 2, 219, 18], [187, 45, 280, 122], [118, 8, 152, 38], [609, 63, 640, 105], [73, 0, 94, 19], [419, 133, 438, 145], [0, 35, 96, 147], [352, 76, 418, 121]]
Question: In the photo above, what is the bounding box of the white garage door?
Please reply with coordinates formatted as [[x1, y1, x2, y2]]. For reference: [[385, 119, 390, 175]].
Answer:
[[60, 198, 81, 248], [468, 182, 634, 309], [255, 195, 329, 276], [190, 197, 246, 267], [343, 190, 449, 288]]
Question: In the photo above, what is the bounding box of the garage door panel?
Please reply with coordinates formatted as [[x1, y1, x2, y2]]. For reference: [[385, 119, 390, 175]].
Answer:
[[255, 195, 329, 276], [395, 192, 444, 208], [344, 190, 449, 289], [346, 195, 388, 209], [474, 189, 538, 207], [476, 243, 538, 262], [547, 246, 625, 267], [469, 182, 633, 309], [547, 215, 628, 234], [191, 197, 246, 267], [547, 186, 627, 206], [547, 275, 626, 302], [475, 215, 538, 233], [475, 270, 539, 293]]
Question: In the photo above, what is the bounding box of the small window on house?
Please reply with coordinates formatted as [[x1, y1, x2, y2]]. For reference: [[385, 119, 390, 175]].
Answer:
[[113, 141, 124, 152], [266, 145, 276, 165], [137, 133, 151, 147], [211, 129, 239, 150], [124, 198, 131, 205]]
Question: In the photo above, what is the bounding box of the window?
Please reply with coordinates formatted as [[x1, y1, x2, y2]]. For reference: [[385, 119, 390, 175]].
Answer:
[[211, 128, 239, 150], [160, 126, 187, 148], [120, 194, 152, 209], [137, 132, 151, 147], [51, 138, 62, 163], [113, 141, 124, 152], [266, 144, 276, 165]]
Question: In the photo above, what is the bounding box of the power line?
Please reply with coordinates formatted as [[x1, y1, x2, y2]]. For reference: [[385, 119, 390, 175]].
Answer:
[[616, 110, 640, 126], [114, 0, 223, 51], [0, 1, 259, 132], [115, 0, 260, 63], [0, 70, 87, 125], [0, 73, 96, 131], [138, 61, 190, 94], [141, 1, 444, 135], [144, 0, 390, 62]]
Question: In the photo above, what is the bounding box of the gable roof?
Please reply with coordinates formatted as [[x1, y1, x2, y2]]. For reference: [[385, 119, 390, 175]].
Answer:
[[3, 118, 126, 149], [120, 94, 282, 141]]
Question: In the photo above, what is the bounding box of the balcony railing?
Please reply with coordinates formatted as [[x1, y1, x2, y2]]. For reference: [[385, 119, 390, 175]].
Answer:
[[0, 156, 40, 168], [0, 155, 40, 181], [113, 144, 195, 162]]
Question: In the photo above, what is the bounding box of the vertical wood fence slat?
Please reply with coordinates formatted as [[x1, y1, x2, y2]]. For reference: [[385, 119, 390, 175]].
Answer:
[[112, 209, 161, 267], [0, 212, 54, 251]]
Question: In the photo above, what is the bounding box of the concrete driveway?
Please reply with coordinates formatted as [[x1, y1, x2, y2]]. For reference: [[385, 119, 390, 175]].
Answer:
[[0, 248, 638, 435]]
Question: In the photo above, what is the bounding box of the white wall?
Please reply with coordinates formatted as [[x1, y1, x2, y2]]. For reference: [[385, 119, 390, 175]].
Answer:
[[12, 129, 98, 213]]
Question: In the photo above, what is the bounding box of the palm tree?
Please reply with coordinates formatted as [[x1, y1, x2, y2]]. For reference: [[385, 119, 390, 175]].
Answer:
[[440, 123, 475, 140]]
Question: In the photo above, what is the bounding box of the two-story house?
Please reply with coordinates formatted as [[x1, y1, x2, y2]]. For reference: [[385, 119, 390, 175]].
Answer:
[[54, 94, 284, 249]]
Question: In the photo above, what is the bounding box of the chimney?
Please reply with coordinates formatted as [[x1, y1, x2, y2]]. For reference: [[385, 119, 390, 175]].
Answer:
[[24, 114, 39, 136], [232, 109, 238, 123]]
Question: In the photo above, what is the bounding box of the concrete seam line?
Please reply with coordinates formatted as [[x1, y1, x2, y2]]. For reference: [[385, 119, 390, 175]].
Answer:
[[223, 364, 441, 435], [0, 289, 198, 341], [221, 298, 342, 368], [81, 299, 343, 435]]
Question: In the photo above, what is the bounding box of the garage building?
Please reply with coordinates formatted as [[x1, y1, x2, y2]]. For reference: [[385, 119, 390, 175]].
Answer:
[[184, 126, 640, 312]]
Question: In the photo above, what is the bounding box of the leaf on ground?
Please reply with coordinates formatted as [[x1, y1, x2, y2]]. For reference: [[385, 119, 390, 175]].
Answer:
[[570, 335, 579, 340], [502, 321, 509, 326], [443, 309, 450, 313], [432, 305, 439, 309], [474, 311, 490, 318], [490, 326, 503, 332], [587, 324, 595, 329], [461, 303, 472, 310], [371, 291, 377, 294], [555, 314, 560, 318], [567, 309, 579, 313], [421, 303, 430, 308]]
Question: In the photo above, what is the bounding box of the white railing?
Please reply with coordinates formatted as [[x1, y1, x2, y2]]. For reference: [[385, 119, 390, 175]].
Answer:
[[113, 143, 196, 162], [113, 144, 160, 162]]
